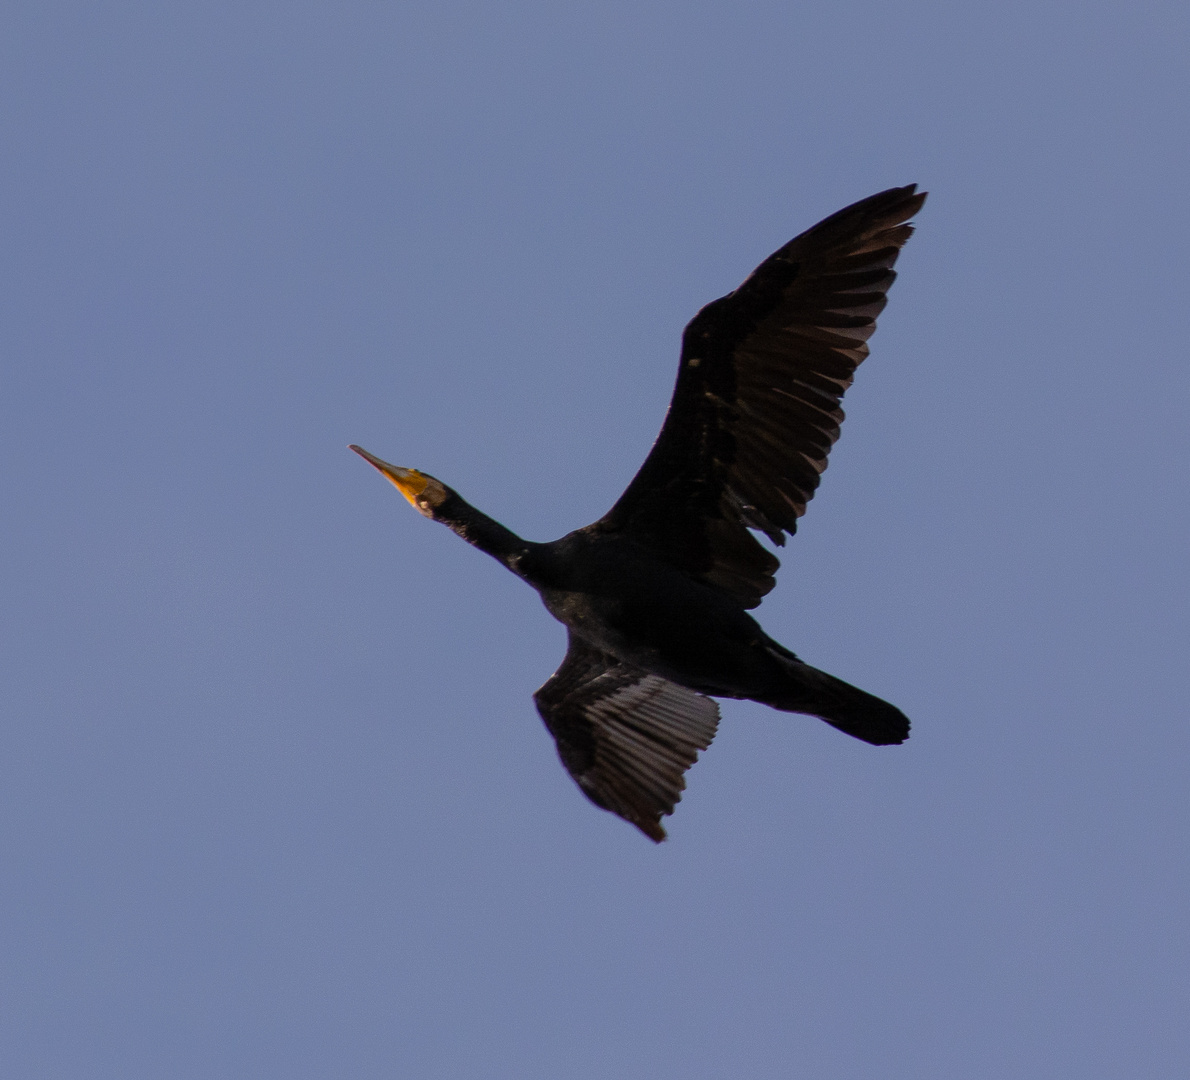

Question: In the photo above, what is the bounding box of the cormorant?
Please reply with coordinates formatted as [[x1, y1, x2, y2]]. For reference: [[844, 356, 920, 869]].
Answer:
[[352, 185, 926, 841]]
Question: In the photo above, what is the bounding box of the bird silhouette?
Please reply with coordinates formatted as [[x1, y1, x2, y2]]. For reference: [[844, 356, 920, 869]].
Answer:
[[352, 185, 925, 840]]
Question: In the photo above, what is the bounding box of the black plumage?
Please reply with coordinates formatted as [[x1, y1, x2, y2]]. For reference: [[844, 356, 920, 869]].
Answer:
[[352, 185, 926, 841]]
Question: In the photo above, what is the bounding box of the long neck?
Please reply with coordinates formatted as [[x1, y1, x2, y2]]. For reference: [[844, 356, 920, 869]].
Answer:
[[436, 490, 531, 573]]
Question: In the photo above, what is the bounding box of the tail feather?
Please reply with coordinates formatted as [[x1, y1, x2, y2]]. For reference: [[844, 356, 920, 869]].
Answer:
[[763, 649, 910, 746]]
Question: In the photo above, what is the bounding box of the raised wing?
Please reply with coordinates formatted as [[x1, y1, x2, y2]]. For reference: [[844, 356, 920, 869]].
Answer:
[[534, 634, 720, 841], [596, 185, 926, 607]]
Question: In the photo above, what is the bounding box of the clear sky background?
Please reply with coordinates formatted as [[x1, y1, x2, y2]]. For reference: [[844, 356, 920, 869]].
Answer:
[[3, 2, 1188, 1077]]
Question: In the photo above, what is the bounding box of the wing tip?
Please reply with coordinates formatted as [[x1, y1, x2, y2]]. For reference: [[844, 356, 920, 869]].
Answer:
[[637, 818, 668, 842], [809, 184, 928, 245], [856, 184, 928, 236], [897, 185, 928, 222]]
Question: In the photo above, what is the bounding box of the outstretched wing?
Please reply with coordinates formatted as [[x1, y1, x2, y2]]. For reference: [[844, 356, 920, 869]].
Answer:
[[534, 634, 720, 841], [596, 185, 926, 608]]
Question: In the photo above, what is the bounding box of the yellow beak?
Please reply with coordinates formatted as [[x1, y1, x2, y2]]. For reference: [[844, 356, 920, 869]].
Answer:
[[349, 445, 429, 506]]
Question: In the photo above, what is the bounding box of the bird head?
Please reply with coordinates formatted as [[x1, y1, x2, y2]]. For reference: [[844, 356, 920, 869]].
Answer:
[[349, 445, 450, 519]]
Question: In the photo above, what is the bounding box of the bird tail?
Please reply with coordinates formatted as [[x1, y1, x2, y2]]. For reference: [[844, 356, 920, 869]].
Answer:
[[761, 646, 910, 746]]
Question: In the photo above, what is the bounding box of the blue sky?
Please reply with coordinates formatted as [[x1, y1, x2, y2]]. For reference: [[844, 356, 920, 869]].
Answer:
[[3, 2, 1188, 1077]]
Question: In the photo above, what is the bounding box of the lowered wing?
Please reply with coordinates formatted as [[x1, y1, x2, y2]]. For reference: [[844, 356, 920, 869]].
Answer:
[[534, 633, 720, 841]]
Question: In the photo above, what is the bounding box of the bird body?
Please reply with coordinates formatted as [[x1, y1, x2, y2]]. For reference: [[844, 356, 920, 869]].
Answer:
[[528, 531, 780, 695], [352, 185, 926, 841]]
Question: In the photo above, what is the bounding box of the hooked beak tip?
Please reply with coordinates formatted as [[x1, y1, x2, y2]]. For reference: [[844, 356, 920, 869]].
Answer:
[[349, 444, 388, 470]]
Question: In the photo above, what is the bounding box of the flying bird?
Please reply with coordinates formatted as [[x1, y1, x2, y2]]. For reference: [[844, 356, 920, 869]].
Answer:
[[352, 185, 925, 841]]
